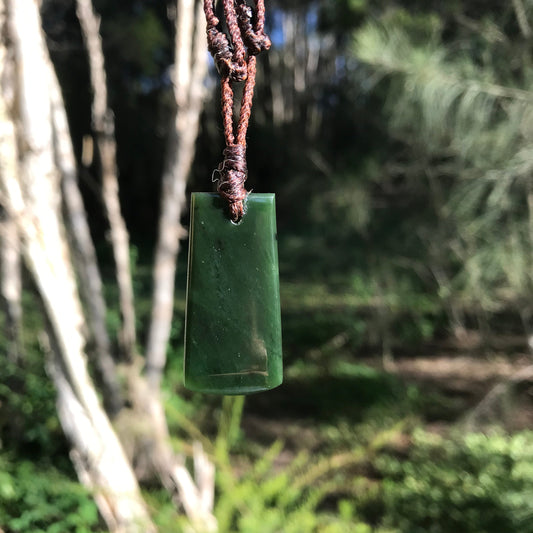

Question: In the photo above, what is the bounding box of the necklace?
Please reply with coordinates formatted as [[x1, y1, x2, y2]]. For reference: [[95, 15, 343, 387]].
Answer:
[[183, 0, 283, 395]]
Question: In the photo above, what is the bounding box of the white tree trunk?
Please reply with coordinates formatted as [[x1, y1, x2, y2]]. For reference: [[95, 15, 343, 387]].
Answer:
[[1, 1, 154, 530], [0, 20, 21, 362], [76, 0, 137, 360], [0, 211, 21, 362], [48, 51, 123, 415], [513, 0, 532, 38], [126, 373, 217, 531], [145, 0, 208, 389]]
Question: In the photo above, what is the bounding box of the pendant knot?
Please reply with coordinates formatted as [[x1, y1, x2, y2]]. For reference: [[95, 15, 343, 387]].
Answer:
[[236, 1, 271, 56], [206, 28, 248, 82], [216, 144, 248, 222]]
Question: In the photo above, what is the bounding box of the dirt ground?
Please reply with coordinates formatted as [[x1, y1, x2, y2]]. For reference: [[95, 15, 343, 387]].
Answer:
[[387, 353, 533, 432], [244, 351, 533, 455]]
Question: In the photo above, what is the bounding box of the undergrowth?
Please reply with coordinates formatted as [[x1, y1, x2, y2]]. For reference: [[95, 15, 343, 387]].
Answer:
[[2, 285, 533, 532]]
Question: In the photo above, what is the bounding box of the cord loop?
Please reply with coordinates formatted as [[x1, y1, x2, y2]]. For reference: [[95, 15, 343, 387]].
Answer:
[[204, 0, 270, 221]]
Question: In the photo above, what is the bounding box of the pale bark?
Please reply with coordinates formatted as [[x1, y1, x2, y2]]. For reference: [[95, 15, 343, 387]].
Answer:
[[126, 373, 217, 531], [145, 0, 208, 389], [47, 48, 123, 415], [0, 23, 21, 362], [110, 368, 217, 530], [281, 12, 295, 123], [46, 348, 155, 533], [76, 0, 137, 360], [260, 9, 331, 137], [0, 212, 21, 362], [194, 440, 216, 512], [268, 51, 286, 125], [513, 0, 532, 38], [2, 1, 154, 530]]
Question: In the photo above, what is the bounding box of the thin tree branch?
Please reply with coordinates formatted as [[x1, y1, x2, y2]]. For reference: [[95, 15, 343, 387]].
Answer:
[[76, 0, 137, 360], [145, 0, 207, 389], [48, 47, 123, 415], [0, 15, 22, 362], [512, 0, 532, 39]]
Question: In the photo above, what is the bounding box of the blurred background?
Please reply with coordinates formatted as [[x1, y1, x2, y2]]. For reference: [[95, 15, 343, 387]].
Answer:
[[2, 0, 533, 531]]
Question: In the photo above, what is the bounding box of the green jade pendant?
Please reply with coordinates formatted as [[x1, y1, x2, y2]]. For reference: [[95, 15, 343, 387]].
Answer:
[[184, 193, 283, 394]]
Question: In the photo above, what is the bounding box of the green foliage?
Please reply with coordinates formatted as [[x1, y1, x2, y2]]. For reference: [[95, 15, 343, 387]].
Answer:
[[281, 277, 441, 363], [0, 295, 98, 531], [143, 488, 189, 533], [160, 384, 408, 532], [0, 360, 56, 451], [353, 7, 533, 325], [355, 15, 531, 165], [216, 396, 245, 463], [213, 439, 391, 533], [0, 297, 62, 455], [203, 388, 410, 533], [0, 455, 101, 532], [374, 431, 533, 533]]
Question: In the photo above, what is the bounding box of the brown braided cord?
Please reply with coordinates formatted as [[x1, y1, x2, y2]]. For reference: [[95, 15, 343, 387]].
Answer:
[[205, 0, 271, 221]]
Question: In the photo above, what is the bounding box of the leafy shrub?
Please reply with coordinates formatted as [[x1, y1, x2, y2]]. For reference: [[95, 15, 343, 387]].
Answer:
[[0, 455, 101, 532], [374, 430, 533, 533], [211, 398, 401, 533], [214, 440, 383, 533], [0, 293, 66, 458]]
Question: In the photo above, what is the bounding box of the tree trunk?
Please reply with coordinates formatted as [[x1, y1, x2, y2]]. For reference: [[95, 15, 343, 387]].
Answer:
[[513, 0, 532, 38], [145, 0, 208, 389], [0, 28, 22, 362], [125, 372, 217, 531], [1, 1, 154, 530], [0, 212, 21, 362], [76, 0, 137, 360], [48, 47, 123, 415]]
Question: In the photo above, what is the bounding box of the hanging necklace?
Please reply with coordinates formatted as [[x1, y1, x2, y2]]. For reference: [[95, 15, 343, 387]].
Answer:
[[183, 0, 283, 395]]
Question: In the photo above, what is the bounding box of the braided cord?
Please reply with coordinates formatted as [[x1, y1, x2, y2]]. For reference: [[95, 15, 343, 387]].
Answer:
[[204, 0, 271, 221]]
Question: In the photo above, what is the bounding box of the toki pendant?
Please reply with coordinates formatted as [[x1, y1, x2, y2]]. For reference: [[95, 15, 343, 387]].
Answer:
[[183, 193, 283, 395]]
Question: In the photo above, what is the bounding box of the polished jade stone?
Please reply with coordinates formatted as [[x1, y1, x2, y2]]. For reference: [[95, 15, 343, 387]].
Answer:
[[184, 193, 283, 394]]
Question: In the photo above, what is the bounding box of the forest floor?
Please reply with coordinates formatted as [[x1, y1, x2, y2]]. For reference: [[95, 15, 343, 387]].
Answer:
[[240, 345, 533, 463], [385, 352, 533, 431]]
